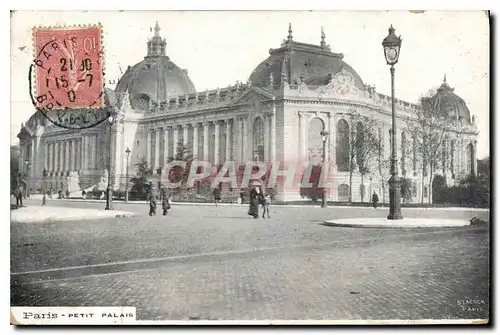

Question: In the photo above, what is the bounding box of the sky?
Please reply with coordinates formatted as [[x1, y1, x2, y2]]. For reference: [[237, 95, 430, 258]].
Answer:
[[10, 10, 490, 158]]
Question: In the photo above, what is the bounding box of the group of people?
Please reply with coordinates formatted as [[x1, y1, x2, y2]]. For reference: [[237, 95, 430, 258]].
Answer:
[[145, 184, 379, 218], [212, 185, 272, 219], [148, 186, 172, 216], [247, 186, 272, 219]]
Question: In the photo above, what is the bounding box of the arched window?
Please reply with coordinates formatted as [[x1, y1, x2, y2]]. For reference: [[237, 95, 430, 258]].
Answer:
[[336, 119, 350, 172], [466, 143, 474, 176], [308, 117, 325, 165], [401, 132, 406, 177], [356, 122, 365, 172], [338, 184, 350, 202], [253, 117, 264, 161]]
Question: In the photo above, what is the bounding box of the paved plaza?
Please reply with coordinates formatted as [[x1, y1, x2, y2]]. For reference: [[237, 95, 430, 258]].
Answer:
[[11, 199, 490, 321]]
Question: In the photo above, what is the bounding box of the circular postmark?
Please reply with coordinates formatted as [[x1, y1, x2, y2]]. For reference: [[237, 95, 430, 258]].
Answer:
[[29, 26, 110, 130]]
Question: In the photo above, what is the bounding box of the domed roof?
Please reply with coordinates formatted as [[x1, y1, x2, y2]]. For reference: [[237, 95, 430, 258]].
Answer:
[[115, 22, 196, 111], [426, 75, 471, 123], [248, 25, 365, 89]]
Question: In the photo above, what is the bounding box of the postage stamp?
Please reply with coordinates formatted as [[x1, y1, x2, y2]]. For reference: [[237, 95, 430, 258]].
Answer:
[[10, 10, 490, 326], [29, 24, 107, 129]]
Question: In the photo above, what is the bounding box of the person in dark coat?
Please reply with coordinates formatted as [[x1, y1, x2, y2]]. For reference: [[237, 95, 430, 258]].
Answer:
[[248, 186, 264, 219], [149, 187, 157, 216], [162, 189, 171, 216], [213, 186, 221, 207], [239, 189, 245, 204], [15, 186, 23, 208], [372, 191, 379, 209]]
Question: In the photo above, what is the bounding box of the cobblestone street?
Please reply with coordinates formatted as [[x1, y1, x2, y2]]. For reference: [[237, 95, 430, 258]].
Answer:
[[11, 201, 490, 321]]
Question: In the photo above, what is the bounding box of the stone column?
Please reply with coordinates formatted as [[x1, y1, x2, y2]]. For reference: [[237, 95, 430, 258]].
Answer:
[[214, 121, 220, 166], [270, 104, 276, 163], [53, 142, 58, 172], [155, 128, 160, 170], [328, 113, 335, 166], [264, 115, 270, 161], [225, 120, 231, 161], [81, 136, 87, 170], [59, 141, 65, 172], [232, 116, 241, 164], [163, 127, 170, 164], [76, 139, 80, 170], [242, 117, 248, 162], [47, 142, 52, 172], [64, 140, 69, 172], [93, 135, 98, 169], [473, 140, 478, 176], [183, 124, 189, 148], [173, 126, 179, 157], [325, 114, 331, 165], [88, 137, 94, 170], [146, 129, 152, 166], [459, 138, 464, 176], [75, 139, 79, 171], [68, 140, 73, 171], [192, 124, 199, 159], [203, 122, 209, 162], [30, 138, 36, 180], [53, 142, 57, 172], [44, 142, 49, 170], [298, 112, 305, 162]]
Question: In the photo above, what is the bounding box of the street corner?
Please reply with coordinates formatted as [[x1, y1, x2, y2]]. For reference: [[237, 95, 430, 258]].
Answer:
[[10, 206, 137, 224], [323, 217, 471, 229]]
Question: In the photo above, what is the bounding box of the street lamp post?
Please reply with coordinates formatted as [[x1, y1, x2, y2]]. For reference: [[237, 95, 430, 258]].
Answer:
[[25, 160, 31, 198], [105, 115, 115, 210], [42, 168, 47, 206], [157, 165, 163, 191], [320, 130, 329, 208], [382, 25, 403, 220], [125, 147, 131, 203]]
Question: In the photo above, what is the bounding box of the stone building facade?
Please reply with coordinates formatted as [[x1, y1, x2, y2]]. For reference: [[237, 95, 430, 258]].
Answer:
[[17, 23, 479, 202]]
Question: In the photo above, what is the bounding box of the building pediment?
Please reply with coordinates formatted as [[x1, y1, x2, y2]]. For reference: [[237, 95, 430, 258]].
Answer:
[[231, 87, 276, 107]]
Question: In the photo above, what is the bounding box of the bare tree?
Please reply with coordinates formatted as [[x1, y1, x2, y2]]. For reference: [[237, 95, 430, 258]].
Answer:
[[347, 111, 382, 202], [405, 93, 455, 204]]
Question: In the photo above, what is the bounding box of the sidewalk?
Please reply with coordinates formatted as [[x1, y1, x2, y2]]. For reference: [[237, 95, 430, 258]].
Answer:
[[11, 206, 137, 223], [53, 198, 489, 212]]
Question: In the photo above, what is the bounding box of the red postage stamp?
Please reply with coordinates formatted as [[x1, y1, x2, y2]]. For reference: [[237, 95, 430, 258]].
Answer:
[[32, 25, 104, 110]]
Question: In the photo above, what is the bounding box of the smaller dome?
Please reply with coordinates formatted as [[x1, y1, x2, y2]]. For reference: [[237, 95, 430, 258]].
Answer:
[[426, 75, 471, 123], [114, 23, 196, 111]]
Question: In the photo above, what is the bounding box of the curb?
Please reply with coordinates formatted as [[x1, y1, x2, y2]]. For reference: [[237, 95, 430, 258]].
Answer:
[[323, 218, 472, 229]]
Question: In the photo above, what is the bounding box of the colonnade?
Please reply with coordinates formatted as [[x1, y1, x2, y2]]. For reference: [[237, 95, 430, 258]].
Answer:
[[43, 134, 100, 175], [143, 111, 277, 170]]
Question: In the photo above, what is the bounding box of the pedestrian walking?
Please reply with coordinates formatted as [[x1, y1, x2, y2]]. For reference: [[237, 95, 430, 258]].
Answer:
[[162, 189, 171, 216], [213, 186, 221, 207], [372, 191, 379, 209], [149, 186, 157, 216], [248, 186, 264, 219], [262, 193, 271, 219], [15, 186, 23, 208], [239, 189, 245, 205]]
